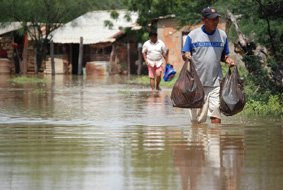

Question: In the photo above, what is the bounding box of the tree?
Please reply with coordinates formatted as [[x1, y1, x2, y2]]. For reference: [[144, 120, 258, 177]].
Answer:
[[217, 0, 283, 92], [122, 0, 217, 27], [0, 0, 123, 74], [122, 0, 178, 41]]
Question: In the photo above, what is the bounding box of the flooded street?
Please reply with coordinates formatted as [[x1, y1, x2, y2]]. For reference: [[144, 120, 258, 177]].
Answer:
[[0, 75, 282, 190]]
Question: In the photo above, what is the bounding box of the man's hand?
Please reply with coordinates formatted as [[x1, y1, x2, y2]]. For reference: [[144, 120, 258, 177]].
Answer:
[[144, 59, 149, 65], [225, 56, 235, 67], [183, 52, 192, 61]]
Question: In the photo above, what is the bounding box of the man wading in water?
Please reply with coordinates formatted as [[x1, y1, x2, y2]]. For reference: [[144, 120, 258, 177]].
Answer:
[[182, 7, 235, 124], [142, 31, 168, 91]]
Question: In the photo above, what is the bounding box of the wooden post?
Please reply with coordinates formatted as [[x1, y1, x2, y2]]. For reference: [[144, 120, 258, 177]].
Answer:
[[21, 34, 28, 74], [127, 42, 130, 76], [109, 44, 115, 74], [34, 49, 38, 74], [69, 44, 73, 74], [136, 43, 142, 75], [50, 41, 55, 75], [78, 37, 83, 75]]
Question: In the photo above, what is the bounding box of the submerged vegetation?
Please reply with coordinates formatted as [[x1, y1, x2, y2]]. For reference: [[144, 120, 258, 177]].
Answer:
[[244, 95, 283, 117], [129, 74, 178, 88], [10, 76, 47, 84], [243, 73, 283, 117], [10, 76, 48, 94]]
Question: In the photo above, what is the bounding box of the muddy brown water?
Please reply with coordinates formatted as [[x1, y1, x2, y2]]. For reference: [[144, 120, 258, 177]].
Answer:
[[0, 75, 282, 190]]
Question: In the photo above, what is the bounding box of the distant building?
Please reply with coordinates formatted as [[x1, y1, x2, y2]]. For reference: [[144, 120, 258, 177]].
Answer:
[[50, 10, 141, 75], [0, 22, 36, 74]]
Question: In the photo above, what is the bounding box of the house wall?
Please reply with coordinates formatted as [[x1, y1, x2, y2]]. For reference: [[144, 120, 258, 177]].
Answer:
[[0, 34, 13, 59], [157, 18, 226, 72], [89, 44, 112, 62], [0, 34, 14, 73], [108, 33, 139, 75], [109, 41, 138, 75], [0, 33, 40, 74], [26, 44, 36, 73], [44, 56, 67, 74], [157, 19, 183, 71], [109, 42, 127, 74]]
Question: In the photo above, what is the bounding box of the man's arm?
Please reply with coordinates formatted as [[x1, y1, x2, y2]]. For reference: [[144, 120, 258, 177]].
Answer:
[[160, 41, 168, 64], [182, 52, 192, 61], [182, 36, 192, 61], [162, 49, 168, 64], [142, 43, 148, 65], [222, 38, 235, 66], [142, 52, 148, 65]]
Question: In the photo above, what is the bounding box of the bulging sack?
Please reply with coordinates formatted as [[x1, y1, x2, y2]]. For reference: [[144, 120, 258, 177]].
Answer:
[[171, 60, 204, 108], [220, 66, 245, 116]]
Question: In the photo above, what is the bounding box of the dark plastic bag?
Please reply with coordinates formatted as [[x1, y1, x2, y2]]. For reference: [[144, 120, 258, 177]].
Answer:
[[171, 60, 204, 108], [163, 63, 176, 82], [220, 66, 245, 116]]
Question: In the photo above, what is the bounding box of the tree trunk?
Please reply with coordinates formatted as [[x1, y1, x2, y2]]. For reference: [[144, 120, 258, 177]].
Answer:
[[21, 34, 28, 74], [127, 42, 130, 76], [226, 10, 256, 55], [226, 9, 283, 89], [34, 49, 38, 74], [35, 47, 43, 74], [34, 40, 47, 74], [136, 43, 142, 75], [50, 41, 55, 75]]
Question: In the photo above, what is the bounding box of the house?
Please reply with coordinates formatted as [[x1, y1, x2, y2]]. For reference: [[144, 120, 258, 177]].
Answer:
[[0, 22, 43, 74], [152, 15, 227, 71], [50, 10, 141, 75], [0, 22, 25, 74]]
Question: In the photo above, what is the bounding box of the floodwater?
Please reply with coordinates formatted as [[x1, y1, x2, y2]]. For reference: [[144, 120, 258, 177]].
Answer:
[[0, 74, 282, 190]]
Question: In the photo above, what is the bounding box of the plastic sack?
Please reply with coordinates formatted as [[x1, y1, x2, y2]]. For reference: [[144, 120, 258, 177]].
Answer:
[[171, 60, 204, 108], [220, 66, 245, 116], [163, 63, 176, 81]]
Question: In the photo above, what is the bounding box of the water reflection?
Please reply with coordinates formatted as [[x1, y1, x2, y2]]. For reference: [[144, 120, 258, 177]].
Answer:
[[0, 75, 282, 190]]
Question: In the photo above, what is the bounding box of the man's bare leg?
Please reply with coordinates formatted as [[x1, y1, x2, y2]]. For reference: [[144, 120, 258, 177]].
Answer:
[[150, 78, 155, 91], [210, 117, 221, 124], [156, 75, 161, 91]]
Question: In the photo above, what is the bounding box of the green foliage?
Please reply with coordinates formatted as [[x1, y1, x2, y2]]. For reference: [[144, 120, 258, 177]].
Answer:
[[122, 0, 214, 29], [173, 0, 213, 26], [104, 20, 114, 29], [32, 88, 47, 94], [0, 0, 124, 23], [244, 95, 283, 117], [10, 76, 46, 84], [129, 75, 150, 86], [110, 10, 120, 20], [123, 0, 177, 27], [222, 0, 283, 93], [227, 0, 283, 57], [129, 73, 178, 88]]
